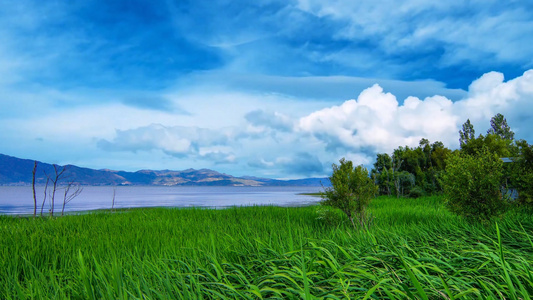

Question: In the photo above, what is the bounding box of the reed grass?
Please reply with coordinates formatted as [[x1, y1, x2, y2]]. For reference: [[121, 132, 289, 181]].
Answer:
[[1, 196, 532, 299]]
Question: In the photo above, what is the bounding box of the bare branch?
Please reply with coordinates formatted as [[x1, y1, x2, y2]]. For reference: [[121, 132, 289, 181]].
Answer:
[[40, 178, 49, 217], [61, 180, 83, 216], [45, 164, 69, 217]]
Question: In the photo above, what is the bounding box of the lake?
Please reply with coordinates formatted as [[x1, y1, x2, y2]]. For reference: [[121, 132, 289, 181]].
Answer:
[[0, 186, 323, 215]]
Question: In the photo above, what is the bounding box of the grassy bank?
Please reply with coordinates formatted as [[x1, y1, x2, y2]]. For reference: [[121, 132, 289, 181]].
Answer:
[[1, 196, 533, 299]]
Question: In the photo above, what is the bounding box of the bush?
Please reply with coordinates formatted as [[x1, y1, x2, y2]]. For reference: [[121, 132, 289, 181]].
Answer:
[[442, 147, 506, 221], [509, 140, 533, 206], [322, 158, 378, 228]]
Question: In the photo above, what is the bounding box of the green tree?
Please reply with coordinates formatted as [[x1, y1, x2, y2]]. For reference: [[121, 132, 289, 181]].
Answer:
[[371, 139, 450, 197], [461, 132, 516, 158], [487, 113, 514, 140], [508, 140, 533, 205], [393, 170, 415, 198], [372, 153, 393, 196], [322, 158, 378, 228], [442, 147, 506, 221], [459, 119, 475, 147]]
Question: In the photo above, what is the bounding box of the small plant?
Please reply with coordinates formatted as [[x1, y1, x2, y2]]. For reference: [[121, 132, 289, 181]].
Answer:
[[442, 147, 506, 221], [322, 158, 377, 228], [315, 206, 342, 226]]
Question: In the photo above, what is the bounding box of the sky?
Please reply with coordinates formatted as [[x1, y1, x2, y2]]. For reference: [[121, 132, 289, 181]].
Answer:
[[1, 0, 533, 179]]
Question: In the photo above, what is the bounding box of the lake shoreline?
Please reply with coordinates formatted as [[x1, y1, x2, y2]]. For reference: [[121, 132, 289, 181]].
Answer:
[[0, 185, 322, 215]]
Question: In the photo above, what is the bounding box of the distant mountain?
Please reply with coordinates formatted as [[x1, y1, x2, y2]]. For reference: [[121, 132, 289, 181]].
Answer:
[[0, 154, 329, 187]]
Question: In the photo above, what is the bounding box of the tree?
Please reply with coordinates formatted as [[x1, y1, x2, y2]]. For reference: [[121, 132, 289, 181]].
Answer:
[[393, 171, 415, 198], [371, 140, 451, 197], [32, 161, 37, 218], [459, 119, 475, 147], [442, 147, 506, 221], [507, 140, 533, 205], [372, 153, 393, 196], [61, 180, 83, 216], [460, 133, 515, 158], [487, 113, 514, 140], [322, 158, 377, 228], [45, 164, 67, 217], [40, 177, 50, 217]]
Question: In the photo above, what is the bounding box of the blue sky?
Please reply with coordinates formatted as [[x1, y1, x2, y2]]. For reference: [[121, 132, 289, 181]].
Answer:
[[1, 0, 533, 178]]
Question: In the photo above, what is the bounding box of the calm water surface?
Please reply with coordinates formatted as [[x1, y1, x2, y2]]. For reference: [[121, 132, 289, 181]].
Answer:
[[0, 186, 322, 215]]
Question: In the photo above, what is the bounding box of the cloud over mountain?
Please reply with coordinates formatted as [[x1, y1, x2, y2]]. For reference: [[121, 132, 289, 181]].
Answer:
[[91, 70, 533, 177]]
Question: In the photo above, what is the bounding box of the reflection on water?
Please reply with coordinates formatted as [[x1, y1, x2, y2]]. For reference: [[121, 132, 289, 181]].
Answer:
[[0, 186, 322, 215]]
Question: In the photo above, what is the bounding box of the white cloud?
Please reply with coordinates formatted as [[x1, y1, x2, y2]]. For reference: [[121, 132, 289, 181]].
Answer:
[[98, 124, 230, 158], [89, 69, 533, 176], [245, 109, 294, 132], [1, 68, 532, 178], [299, 70, 533, 155], [457, 69, 533, 137], [299, 84, 407, 153]]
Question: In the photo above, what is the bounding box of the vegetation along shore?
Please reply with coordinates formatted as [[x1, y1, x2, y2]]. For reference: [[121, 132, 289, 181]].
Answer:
[[1, 113, 533, 299], [1, 196, 533, 299]]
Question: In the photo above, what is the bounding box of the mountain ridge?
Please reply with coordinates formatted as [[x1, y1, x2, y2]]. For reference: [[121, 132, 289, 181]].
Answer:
[[0, 153, 329, 187]]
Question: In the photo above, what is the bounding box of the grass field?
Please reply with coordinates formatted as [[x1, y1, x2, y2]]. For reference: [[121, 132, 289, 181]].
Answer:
[[1, 196, 533, 299]]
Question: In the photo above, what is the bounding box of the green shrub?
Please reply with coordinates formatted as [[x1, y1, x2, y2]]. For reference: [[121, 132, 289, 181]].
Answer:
[[442, 147, 506, 221], [322, 158, 378, 228], [515, 172, 533, 205], [510, 140, 533, 206]]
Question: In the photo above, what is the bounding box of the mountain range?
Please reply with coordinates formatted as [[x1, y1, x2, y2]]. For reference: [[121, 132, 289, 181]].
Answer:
[[0, 154, 329, 187]]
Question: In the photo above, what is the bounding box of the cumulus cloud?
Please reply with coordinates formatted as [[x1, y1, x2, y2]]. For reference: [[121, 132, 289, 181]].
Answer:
[[457, 70, 533, 137], [298, 70, 533, 154], [92, 69, 533, 177]]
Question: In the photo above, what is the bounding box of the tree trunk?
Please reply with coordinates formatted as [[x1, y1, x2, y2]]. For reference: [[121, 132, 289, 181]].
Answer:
[[32, 161, 37, 218], [385, 171, 391, 196], [50, 180, 57, 217], [112, 187, 116, 211], [394, 178, 400, 199], [40, 178, 49, 217]]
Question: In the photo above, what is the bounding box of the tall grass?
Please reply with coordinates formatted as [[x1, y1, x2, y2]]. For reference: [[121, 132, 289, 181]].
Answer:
[[1, 196, 532, 299]]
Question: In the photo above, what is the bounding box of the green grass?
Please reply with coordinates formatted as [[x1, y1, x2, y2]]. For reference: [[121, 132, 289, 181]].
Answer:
[[298, 192, 324, 196], [1, 196, 533, 299]]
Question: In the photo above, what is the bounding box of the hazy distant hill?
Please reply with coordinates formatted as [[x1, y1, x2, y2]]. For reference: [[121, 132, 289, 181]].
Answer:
[[0, 154, 329, 187]]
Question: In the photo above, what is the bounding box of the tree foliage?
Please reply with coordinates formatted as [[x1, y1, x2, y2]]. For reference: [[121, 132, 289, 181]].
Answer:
[[487, 113, 515, 140], [371, 139, 451, 197], [368, 112, 531, 223], [507, 139, 533, 205], [459, 119, 476, 147], [322, 158, 377, 228], [460, 133, 516, 158], [442, 147, 506, 221]]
